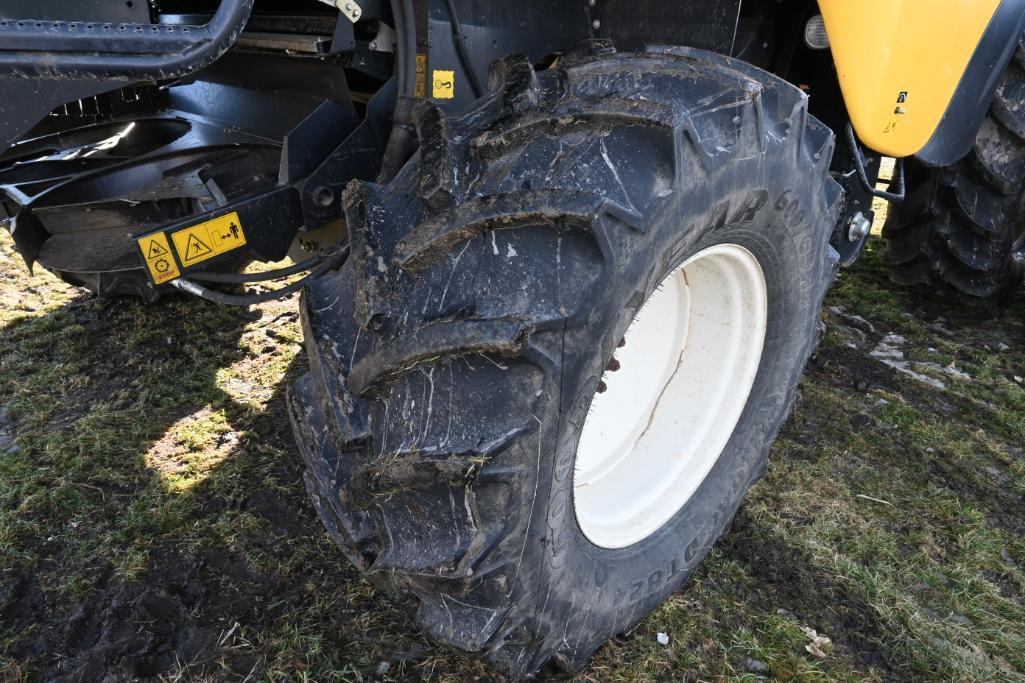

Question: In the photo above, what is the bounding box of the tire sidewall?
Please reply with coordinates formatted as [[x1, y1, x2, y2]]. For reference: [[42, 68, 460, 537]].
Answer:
[[536, 158, 828, 654]]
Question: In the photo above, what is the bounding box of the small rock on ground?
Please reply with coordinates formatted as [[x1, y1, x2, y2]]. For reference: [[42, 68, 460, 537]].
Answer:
[[0, 406, 15, 452], [743, 657, 771, 675]]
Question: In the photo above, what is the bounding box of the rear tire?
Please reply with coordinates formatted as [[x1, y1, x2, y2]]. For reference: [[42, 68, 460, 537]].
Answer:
[[289, 44, 840, 677], [883, 45, 1025, 299]]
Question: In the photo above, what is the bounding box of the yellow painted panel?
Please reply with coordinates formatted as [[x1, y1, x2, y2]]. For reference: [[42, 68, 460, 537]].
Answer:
[[818, 0, 1000, 157]]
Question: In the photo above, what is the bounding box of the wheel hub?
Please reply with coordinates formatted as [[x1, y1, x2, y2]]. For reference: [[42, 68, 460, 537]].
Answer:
[[573, 243, 769, 549]]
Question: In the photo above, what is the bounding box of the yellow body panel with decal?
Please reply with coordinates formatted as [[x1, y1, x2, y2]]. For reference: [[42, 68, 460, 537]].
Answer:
[[818, 0, 1001, 157]]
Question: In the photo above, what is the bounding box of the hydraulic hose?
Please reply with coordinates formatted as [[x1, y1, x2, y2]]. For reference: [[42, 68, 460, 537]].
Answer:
[[186, 248, 345, 284], [170, 247, 349, 306], [444, 0, 484, 98], [377, 0, 419, 183]]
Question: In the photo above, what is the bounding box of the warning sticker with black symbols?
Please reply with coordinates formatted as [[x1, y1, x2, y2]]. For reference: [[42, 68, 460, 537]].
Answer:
[[137, 232, 181, 285], [170, 211, 247, 268], [432, 69, 455, 99], [415, 54, 428, 98]]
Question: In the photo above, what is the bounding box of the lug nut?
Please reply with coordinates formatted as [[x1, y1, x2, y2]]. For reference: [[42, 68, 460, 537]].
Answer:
[[848, 211, 871, 243]]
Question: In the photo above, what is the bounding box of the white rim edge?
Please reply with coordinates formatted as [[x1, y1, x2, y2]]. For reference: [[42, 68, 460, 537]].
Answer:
[[573, 242, 769, 549]]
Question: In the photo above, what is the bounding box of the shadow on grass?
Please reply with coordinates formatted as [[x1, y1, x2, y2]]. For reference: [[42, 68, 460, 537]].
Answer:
[[0, 240, 1022, 682], [0, 292, 466, 681]]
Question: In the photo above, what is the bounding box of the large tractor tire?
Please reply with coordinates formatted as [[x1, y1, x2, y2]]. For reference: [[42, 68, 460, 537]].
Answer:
[[883, 47, 1025, 299], [289, 44, 841, 677]]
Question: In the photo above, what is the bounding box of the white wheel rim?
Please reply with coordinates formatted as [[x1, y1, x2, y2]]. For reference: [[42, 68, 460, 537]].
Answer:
[[573, 243, 769, 549]]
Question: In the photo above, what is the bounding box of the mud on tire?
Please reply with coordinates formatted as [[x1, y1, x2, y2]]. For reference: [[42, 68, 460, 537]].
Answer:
[[883, 42, 1025, 299], [289, 43, 841, 677]]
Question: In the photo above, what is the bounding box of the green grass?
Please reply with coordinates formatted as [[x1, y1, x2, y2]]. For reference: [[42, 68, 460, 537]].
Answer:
[[0, 224, 1023, 681]]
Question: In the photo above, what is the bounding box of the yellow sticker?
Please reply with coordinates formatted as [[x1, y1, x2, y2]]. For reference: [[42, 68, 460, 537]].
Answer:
[[171, 211, 247, 268], [414, 54, 428, 98], [432, 69, 455, 99], [137, 232, 181, 284]]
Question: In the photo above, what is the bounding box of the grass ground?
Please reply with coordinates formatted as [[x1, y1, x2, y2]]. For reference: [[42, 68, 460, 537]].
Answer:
[[0, 218, 1023, 681]]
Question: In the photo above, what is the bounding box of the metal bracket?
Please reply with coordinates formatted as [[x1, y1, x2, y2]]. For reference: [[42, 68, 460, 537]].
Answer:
[[370, 21, 395, 53], [340, 1, 363, 23], [317, 0, 363, 23]]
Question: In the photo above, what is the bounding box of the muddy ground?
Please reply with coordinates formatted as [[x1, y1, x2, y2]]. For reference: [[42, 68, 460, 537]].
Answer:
[[0, 228, 1023, 681]]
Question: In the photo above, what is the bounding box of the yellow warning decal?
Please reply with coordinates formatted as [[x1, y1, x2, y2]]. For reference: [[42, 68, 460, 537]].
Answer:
[[432, 69, 455, 99], [415, 54, 428, 98], [170, 211, 247, 268], [137, 232, 181, 285]]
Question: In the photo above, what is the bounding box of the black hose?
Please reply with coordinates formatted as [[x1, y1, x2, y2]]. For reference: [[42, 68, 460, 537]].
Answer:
[[845, 123, 906, 203], [444, 0, 484, 98], [186, 249, 343, 284], [377, 97, 418, 182], [170, 248, 348, 306], [377, 0, 419, 183], [392, 0, 409, 97], [402, 0, 417, 97]]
